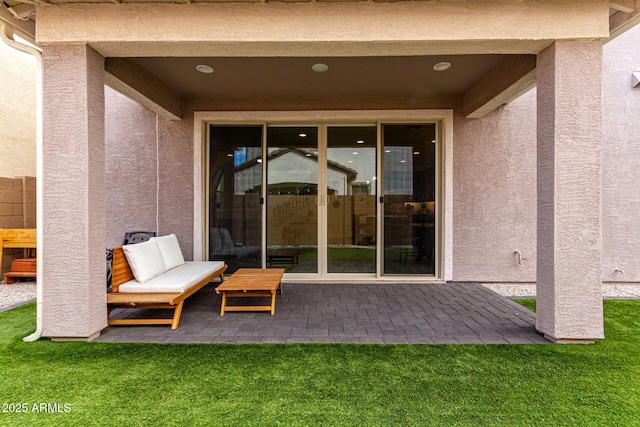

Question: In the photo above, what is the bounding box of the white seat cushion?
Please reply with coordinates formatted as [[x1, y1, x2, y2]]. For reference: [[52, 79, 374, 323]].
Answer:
[[118, 261, 225, 293], [153, 234, 185, 270], [122, 239, 166, 283]]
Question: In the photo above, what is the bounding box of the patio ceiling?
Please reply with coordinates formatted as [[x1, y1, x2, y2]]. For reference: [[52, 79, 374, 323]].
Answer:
[[130, 55, 514, 99]]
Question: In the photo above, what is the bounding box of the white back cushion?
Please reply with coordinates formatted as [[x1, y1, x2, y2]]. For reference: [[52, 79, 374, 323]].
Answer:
[[153, 234, 185, 270], [122, 239, 166, 283]]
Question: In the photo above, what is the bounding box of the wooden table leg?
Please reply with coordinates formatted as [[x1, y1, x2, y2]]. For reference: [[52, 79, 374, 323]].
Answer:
[[270, 290, 276, 315], [220, 292, 227, 316]]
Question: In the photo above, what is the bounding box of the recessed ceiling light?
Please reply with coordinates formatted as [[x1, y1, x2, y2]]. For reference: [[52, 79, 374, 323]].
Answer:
[[385, 150, 391, 153], [431, 139, 437, 143], [433, 61, 451, 71], [348, 160, 353, 163], [305, 153, 312, 157], [413, 151, 420, 155], [196, 64, 214, 73], [352, 152, 358, 155], [400, 160, 406, 163], [299, 133, 307, 137], [227, 153, 233, 157], [257, 159, 262, 163], [356, 140, 365, 144], [312, 63, 329, 73]]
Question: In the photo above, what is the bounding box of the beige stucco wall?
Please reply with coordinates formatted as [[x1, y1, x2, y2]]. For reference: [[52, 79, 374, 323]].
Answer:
[[105, 87, 157, 248], [535, 40, 603, 342], [602, 26, 640, 284], [36, 2, 609, 58], [41, 44, 106, 339], [452, 91, 537, 283], [157, 115, 194, 260], [105, 87, 194, 258], [451, 25, 640, 285], [0, 40, 36, 178]]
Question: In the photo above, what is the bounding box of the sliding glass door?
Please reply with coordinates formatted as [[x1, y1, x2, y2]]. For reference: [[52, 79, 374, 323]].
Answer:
[[266, 127, 319, 273], [382, 124, 437, 275], [208, 125, 263, 274], [263, 125, 377, 275], [326, 126, 377, 274], [208, 121, 439, 278]]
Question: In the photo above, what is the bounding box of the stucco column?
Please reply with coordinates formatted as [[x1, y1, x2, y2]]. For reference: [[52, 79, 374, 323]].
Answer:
[[41, 44, 106, 340], [536, 40, 604, 343]]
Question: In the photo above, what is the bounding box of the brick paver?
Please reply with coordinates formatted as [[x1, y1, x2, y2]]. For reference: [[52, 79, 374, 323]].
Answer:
[[97, 282, 550, 344]]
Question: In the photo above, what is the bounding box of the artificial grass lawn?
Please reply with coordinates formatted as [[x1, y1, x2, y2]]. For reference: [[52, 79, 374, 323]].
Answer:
[[295, 247, 376, 262], [1, 301, 639, 426]]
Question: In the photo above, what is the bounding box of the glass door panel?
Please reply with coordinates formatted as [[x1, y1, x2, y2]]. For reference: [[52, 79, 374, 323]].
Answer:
[[382, 124, 437, 275], [209, 125, 263, 274], [266, 127, 318, 273], [326, 126, 377, 273]]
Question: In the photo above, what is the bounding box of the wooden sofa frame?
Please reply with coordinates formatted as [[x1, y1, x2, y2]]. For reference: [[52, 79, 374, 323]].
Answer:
[[107, 247, 227, 329]]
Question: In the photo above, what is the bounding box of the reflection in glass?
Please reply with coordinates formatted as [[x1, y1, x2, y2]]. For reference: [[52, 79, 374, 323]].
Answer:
[[266, 127, 318, 273], [383, 124, 437, 275], [327, 126, 377, 273], [209, 125, 262, 273]]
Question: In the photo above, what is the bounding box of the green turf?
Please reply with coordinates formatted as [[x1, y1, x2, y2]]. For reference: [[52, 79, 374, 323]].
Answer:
[[1, 300, 639, 426], [291, 247, 376, 262]]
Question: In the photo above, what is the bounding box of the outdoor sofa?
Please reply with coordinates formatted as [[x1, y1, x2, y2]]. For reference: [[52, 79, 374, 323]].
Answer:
[[107, 234, 227, 329]]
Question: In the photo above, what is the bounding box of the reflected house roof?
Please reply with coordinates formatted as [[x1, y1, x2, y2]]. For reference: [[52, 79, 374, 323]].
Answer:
[[234, 148, 358, 195], [234, 147, 358, 182]]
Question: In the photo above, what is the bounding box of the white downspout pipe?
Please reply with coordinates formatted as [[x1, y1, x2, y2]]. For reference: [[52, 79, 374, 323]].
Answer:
[[0, 23, 43, 342]]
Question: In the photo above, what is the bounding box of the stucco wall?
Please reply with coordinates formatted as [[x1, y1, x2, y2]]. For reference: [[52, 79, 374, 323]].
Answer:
[[105, 87, 194, 258], [602, 27, 640, 284], [0, 41, 36, 178], [452, 25, 640, 285], [157, 116, 194, 260], [41, 44, 106, 339], [105, 87, 158, 248], [452, 91, 537, 282]]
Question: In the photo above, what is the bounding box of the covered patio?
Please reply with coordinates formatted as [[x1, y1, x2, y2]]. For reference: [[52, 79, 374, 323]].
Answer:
[[4, 0, 639, 344], [98, 282, 548, 344]]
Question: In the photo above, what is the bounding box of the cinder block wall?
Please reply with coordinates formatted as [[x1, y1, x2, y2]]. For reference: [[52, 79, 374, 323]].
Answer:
[[0, 176, 36, 279]]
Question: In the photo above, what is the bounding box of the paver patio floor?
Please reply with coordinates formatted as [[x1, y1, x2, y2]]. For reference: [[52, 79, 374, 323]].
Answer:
[[97, 282, 550, 344]]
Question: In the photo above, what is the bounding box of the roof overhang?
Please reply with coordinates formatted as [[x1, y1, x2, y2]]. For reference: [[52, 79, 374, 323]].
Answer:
[[2, 0, 638, 119]]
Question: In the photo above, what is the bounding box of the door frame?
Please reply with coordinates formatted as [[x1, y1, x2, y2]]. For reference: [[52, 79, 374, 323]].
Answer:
[[194, 110, 453, 281]]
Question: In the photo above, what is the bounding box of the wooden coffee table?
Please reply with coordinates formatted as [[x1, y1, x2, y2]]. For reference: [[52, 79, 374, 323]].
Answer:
[[215, 268, 285, 316]]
